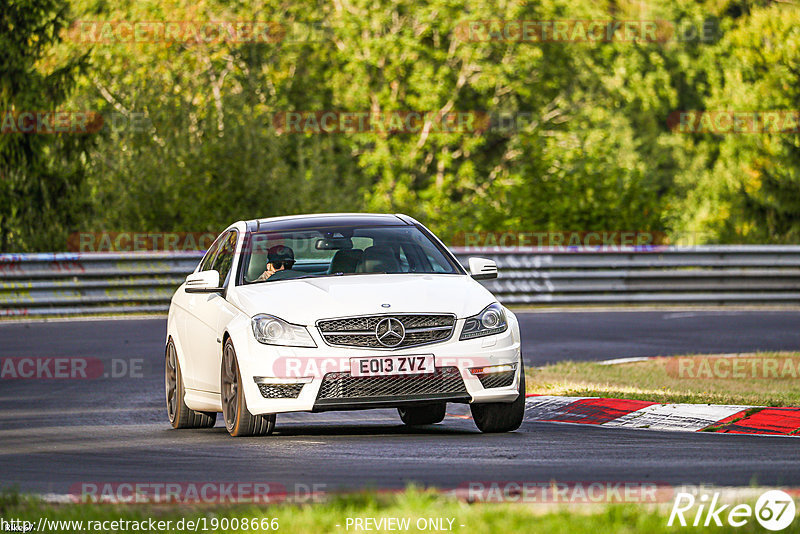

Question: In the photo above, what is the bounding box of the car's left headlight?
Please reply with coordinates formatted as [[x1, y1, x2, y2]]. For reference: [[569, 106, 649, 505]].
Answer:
[[251, 314, 317, 347], [459, 303, 508, 340]]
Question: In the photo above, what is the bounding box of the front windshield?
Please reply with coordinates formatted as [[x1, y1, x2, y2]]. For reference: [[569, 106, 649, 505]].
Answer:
[[241, 225, 461, 284]]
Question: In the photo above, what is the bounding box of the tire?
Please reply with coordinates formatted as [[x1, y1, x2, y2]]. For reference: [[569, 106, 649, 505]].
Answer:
[[221, 338, 275, 437], [165, 339, 216, 429], [398, 403, 447, 426], [470, 364, 526, 433]]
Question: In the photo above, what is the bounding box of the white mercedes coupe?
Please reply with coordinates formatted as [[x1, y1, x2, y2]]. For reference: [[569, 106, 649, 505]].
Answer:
[[166, 213, 524, 436]]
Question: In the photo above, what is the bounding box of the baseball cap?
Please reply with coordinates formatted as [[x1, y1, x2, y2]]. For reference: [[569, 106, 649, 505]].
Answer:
[[267, 245, 294, 265]]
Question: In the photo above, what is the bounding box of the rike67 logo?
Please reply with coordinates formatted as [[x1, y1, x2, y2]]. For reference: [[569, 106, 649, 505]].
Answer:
[[669, 489, 796, 531]]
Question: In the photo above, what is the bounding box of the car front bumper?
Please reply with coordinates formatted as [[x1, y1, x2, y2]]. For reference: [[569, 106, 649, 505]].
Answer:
[[234, 317, 522, 416]]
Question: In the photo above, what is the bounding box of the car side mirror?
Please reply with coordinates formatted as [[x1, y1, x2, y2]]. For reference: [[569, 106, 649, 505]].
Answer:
[[468, 257, 498, 280], [185, 270, 224, 293]]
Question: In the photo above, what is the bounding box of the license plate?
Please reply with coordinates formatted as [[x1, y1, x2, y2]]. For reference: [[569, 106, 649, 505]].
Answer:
[[350, 355, 435, 377]]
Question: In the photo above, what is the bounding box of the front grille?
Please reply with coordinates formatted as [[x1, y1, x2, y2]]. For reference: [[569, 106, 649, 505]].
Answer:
[[257, 383, 304, 399], [476, 370, 516, 389], [317, 314, 455, 349], [317, 366, 467, 401]]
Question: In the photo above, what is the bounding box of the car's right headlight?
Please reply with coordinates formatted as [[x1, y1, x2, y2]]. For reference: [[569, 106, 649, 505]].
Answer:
[[459, 303, 508, 340], [251, 314, 317, 347]]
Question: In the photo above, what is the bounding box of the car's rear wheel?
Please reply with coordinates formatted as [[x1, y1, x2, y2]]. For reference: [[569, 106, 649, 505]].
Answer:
[[221, 339, 275, 437], [165, 339, 216, 429], [398, 403, 446, 425], [470, 364, 526, 433]]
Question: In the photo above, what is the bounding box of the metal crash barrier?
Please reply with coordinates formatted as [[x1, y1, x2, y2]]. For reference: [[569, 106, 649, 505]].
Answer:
[[1, 246, 799, 316]]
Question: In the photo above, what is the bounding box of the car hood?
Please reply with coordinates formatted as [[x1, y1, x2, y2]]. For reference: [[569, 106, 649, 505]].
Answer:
[[228, 274, 497, 325]]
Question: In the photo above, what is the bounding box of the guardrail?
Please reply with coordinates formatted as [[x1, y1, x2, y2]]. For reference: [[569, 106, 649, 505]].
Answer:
[[0, 252, 201, 317], [1, 246, 799, 316], [468, 246, 800, 305]]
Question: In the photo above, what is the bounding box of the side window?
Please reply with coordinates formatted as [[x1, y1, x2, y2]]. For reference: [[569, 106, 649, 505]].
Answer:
[[399, 242, 433, 273], [211, 231, 238, 286], [198, 235, 223, 272], [425, 253, 447, 273]]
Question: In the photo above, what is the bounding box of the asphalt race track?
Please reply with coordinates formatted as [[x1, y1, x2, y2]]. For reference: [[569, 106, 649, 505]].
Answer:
[[1, 310, 799, 495], [515, 310, 800, 364]]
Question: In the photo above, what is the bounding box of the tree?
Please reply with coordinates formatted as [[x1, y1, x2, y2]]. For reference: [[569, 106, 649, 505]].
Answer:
[[701, 5, 800, 242], [0, 0, 90, 251]]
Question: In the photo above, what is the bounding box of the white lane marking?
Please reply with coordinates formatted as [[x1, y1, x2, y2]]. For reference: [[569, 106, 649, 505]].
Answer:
[[602, 404, 752, 431], [662, 312, 699, 319], [597, 356, 654, 365], [597, 353, 755, 366], [661, 311, 750, 319]]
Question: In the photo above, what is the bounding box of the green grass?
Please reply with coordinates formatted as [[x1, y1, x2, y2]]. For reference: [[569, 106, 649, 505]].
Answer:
[[0, 488, 788, 533], [526, 352, 800, 407]]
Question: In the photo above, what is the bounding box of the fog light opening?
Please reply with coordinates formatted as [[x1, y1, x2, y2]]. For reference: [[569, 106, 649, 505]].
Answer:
[[469, 363, 517, 375]]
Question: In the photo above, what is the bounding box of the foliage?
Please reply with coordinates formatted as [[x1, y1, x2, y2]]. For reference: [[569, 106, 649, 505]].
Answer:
[[693, 5, 800, 242], [0, 0, 90, 251], [3, 0, 800, 250]]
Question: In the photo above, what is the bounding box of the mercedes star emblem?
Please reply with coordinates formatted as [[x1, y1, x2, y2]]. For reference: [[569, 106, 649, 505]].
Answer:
[[375, 317, 405, 347]]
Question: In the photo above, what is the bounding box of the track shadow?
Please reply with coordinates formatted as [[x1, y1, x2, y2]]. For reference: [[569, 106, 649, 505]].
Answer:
[[270, 422, 478, 437]]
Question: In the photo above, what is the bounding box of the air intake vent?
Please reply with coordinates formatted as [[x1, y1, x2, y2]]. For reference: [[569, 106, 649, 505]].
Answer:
[[474, 370, 516, 389], [317, 366, 467, 401], [257, 383, 304, 399]]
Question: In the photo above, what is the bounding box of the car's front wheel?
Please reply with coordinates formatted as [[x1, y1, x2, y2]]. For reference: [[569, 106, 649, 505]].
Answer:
[[165, 339, 216, 429], [470, 364, 526, 433], [398, 403, 446, 426], [221, 339, 275, 437]]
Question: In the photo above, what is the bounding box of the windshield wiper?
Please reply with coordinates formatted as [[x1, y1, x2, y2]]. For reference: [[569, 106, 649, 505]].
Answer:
[[332, 271, 388, 276], [282, 274, 325, 281], [263, 272, 391, 282]]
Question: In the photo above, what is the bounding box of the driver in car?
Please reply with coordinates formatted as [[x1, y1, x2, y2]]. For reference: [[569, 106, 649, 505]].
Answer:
[[256, 245, 297, 282]]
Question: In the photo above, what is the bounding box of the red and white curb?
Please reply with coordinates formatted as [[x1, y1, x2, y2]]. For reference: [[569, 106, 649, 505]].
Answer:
[[523, 395, 800, 436]]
